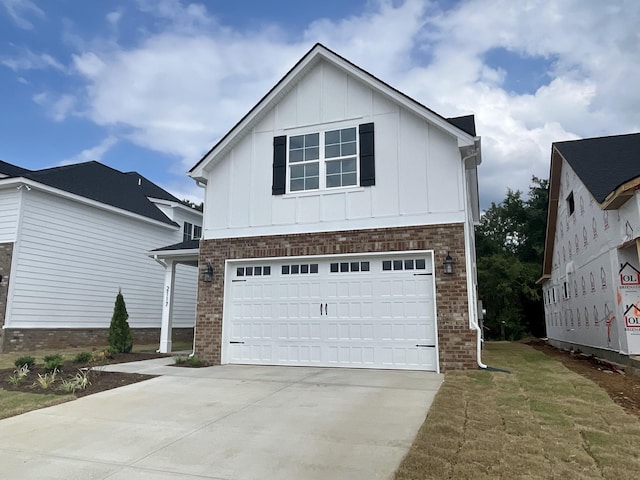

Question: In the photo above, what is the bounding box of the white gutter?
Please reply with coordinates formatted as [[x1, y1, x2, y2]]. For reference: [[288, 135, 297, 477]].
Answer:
[[461, 144, 487, 369]]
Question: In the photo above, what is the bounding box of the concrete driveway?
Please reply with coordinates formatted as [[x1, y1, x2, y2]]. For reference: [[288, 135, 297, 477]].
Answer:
[[0, 359, 442, 480]]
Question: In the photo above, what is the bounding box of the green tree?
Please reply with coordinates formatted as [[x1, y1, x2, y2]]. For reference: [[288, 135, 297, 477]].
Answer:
[[476, 177, 549, 339], [108, 290, 133, 353]]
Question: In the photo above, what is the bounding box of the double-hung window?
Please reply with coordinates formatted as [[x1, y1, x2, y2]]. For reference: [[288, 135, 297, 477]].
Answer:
[[183, 222, 202, 242], [288, 127, 358, 192], [271, 122, 374, 196]]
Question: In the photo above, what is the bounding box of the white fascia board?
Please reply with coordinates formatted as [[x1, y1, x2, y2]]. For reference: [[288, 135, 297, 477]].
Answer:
[[147, 197, 203, 218], [189, 44, 475, 180], [148, 248, 199, 257], [0, 177, 179, 230]]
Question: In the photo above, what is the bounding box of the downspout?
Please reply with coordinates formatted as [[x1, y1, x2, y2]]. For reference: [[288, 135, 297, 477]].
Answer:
[[461, 143, 487, 369]]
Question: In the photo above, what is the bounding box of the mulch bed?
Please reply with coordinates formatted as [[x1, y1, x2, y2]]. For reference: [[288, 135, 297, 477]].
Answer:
[[526, 339, 640, 418], [0, 352, 169, 398]]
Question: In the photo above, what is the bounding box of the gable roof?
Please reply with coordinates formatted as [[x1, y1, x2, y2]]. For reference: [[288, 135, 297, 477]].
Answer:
[[538, 132, 640, 283], [189, 43, 477, 180], [0, 159, 30, 177], [554, 133, 640, 205], [0, 160, 183, 227]]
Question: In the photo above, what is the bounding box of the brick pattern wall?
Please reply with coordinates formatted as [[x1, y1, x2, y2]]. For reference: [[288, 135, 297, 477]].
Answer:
[[0, 242, 13, 352], [196, 224, 478, 371], [1, 327, 194, 352]]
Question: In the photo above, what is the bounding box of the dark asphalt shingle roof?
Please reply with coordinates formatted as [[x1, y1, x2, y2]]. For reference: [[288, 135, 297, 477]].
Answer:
[[447, 115, 476, 137], [1, 160, 181, 226], [0, 160, 30, 177], [554, 133, 640, 203], [151, 239, 200, 252]]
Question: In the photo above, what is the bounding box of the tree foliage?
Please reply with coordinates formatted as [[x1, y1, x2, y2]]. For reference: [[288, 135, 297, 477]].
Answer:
[[476, 177, 549, 340], [108, 290, 133, 353]]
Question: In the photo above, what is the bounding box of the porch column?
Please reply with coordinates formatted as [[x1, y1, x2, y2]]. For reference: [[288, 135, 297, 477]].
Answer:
[[159, 260, 176, 353]]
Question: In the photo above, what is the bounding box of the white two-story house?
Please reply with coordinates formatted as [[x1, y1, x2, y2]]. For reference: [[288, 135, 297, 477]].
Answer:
[[187, 44, 483, 372], [0, 160, 201, 351]]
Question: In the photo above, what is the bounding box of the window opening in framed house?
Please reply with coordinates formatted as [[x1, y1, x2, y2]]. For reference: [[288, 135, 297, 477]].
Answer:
[[288, 127, 358, 192], [567, 192, 575, 216]]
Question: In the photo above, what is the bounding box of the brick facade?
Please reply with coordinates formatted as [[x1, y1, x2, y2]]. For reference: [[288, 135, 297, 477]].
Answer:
[[1, 327, 194, 353], [0, 242, 13, 350], [195, 223, 478, 371]]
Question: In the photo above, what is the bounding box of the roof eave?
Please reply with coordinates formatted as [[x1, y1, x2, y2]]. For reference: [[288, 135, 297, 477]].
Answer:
[[540, 147, 563, 279], [0, 177, 179, 229], [600, 177, 640, 210]]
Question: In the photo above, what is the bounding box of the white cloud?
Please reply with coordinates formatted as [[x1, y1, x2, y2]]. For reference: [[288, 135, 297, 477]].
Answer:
[[106, 10, 122, 26], [59, 136, 119, 165], [0, 0, 44, 30], [32, 92, 76, 122], [71, 29, 303, 167], [1, 47, 66, 72], [49, 0, 640, 207]]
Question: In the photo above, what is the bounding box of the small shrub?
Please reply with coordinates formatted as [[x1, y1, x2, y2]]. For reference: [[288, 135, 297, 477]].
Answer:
[[59, 369, 91, 393], [14, 355, 35, 369], [35, 369, 58, 389], [8, 364, 30, 385], [73, 352, 93, 363], [59, 378, 77, 393], [43, 354, 64, 373], [108, 290, 133, 354], [174, 356, 205, 368], [73, 369, 91, 390]]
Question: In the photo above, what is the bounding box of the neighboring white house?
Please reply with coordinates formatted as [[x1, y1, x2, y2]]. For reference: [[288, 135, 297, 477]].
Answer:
[[539, 133, 640, 358], [0, 160, 201, 352], [187, 43, 483, 372]]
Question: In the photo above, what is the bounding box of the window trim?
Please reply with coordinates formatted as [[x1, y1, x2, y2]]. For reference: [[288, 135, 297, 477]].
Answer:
[[286, 126, 360, 194]]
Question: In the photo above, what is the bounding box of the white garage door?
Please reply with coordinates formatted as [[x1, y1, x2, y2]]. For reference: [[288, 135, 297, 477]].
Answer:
[[224, 253, 438, 371]]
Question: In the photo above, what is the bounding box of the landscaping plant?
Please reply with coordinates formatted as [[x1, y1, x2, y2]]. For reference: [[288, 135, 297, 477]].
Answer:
[[59, 369, 91, 393], [14, 356, 35, 369], [8, 364, 30, 385], [43, 354, 64, 373], [72, 352, 93, 363], [174, 356, 205, 367], [35, 369, 58, 390], [108, 290, 133, 354]]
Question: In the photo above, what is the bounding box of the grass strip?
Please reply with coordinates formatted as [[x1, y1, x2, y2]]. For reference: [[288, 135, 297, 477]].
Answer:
[[395, 342, 640, 480]]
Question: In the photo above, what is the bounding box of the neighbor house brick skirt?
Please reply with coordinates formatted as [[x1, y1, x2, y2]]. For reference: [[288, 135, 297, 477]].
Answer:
[[195, 223, 478, 372], [1, 327, 194, 353]]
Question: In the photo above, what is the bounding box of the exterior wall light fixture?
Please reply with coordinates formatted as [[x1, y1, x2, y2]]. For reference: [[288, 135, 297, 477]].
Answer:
[[202, 263, 213, 282], [443, 252, 455, 275]]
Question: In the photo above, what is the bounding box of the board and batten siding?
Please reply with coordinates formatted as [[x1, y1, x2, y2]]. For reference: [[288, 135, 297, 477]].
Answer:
[[6, 189, 196, 329], [0, 188, 21, 242], [203, 59, 465, 239]]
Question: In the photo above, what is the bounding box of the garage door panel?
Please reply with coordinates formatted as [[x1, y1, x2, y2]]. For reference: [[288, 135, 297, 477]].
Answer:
[[226, 255, 438, 371]]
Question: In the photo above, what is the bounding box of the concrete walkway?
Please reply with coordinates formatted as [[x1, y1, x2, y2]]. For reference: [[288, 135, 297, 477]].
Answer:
[[0, 359, 443, 479]]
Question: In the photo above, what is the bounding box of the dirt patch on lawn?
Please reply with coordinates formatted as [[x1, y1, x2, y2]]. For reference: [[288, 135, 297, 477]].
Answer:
[[0, 352, 168, 398], [527, 339, 640, 418]]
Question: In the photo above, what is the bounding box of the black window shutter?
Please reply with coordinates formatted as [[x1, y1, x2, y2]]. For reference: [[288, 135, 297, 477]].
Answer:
[[272, 135, 287, 195], [359, 123, 375, 186]]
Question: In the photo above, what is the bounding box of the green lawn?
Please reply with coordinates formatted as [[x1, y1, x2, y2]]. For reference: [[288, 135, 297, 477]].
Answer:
[[395, 342, 640, 480], [0, 390, 73, 420]]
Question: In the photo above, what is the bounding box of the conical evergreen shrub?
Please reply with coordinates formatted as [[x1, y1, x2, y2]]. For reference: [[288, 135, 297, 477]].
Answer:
[[108, 290, 133, 353]]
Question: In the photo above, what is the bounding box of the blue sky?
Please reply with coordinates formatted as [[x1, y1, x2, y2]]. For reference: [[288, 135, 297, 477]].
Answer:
[[1, 0, 639, 208]]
